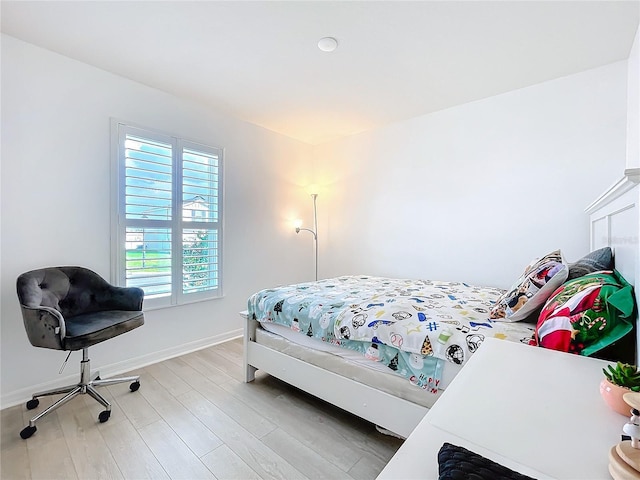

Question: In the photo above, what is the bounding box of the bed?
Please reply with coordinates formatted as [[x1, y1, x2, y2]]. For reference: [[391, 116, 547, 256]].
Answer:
[[243, 168, 640, 438]]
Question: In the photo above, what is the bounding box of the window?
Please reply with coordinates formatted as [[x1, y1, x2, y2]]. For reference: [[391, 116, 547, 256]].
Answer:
[[111, 121, 223, 308]]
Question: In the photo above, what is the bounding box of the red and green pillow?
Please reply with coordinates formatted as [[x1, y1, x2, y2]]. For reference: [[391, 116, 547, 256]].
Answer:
[[534, 270, 636, 356]]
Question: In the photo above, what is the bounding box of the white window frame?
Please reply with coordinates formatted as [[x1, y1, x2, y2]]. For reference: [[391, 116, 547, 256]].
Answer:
[[110, 119, 224, 309]]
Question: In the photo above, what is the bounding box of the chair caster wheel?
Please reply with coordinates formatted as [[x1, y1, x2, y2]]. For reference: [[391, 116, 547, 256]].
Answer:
[[98, 410, 111, 423], [130, 381, 140, 392], [26, 399, 39, 410], [20, 425, 37, 439]]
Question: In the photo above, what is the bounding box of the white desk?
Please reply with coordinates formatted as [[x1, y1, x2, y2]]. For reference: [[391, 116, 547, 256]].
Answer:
[[378, 338, 627, 480]]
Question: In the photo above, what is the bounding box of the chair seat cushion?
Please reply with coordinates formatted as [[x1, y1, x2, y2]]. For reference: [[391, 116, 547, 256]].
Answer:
[[64, 310, 144, 351]]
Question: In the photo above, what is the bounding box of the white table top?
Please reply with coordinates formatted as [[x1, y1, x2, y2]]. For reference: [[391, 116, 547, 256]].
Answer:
[[378, 337, 628, 480]]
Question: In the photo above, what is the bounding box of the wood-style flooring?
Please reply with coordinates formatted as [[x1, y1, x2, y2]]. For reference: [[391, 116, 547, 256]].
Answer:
[[0, 338, 402, 479]]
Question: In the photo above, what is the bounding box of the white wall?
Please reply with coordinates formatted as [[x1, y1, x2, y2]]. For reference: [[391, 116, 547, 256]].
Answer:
[[1, 34, 632, 406], [627, 22, 640, 170], [0, 35, 315, 406], [313, 62, 629, 288]]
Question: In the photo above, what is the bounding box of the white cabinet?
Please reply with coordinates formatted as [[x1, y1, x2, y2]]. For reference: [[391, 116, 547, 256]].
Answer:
[[378, 338, 627, 479]]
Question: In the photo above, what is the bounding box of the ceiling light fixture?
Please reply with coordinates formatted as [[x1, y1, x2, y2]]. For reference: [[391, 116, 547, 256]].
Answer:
[[318, 37, 338, 52]]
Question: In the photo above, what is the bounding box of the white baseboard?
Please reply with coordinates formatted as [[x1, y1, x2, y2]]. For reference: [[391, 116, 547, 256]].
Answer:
[[1, 329, 243, 409]]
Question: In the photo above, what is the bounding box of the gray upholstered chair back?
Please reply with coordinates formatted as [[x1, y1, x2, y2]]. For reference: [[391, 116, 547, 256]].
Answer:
[[17, 266, 142, 317], [16, 266, 144, 350]]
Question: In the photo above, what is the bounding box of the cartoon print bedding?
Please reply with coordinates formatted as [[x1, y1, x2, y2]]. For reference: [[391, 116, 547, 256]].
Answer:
[[248, 276, 536, 393]]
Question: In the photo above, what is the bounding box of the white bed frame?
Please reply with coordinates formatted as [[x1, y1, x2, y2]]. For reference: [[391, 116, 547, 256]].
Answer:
[[243, 168, 640, 438], [242, 317, 427, 438], [586, 167, 640, 364]]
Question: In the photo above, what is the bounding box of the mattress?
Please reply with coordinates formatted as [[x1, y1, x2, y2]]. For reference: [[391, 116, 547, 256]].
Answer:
[[249, 275, 537, 393], [257, 322, 448, 408]]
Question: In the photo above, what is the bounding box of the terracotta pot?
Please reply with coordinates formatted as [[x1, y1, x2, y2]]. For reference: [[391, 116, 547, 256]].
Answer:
[[600, 378, 633, 416]]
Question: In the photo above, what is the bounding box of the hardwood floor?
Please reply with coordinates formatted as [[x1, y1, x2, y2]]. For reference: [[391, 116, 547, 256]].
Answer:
[[0, 338, 402, 479]]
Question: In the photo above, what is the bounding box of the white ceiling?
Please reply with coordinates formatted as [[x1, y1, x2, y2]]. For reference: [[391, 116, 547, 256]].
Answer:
[[2, 1, 639, 145]]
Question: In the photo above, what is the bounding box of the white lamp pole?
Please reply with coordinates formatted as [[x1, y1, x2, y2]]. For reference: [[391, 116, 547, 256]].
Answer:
[[295, 193, 318, 281]]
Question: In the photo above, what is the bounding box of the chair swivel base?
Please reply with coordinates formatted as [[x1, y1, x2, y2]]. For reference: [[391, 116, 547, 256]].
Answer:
[[20, 348, 141, 439]]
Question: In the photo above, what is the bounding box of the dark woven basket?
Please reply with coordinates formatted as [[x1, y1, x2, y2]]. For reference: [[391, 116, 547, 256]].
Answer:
[[438, 443, 537, 480]]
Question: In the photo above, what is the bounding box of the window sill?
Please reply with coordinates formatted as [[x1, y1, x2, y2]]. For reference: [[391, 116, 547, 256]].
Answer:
[[142, 294, 225, 312]]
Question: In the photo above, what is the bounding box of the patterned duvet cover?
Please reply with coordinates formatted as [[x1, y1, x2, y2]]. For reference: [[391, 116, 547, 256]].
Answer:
[[248, 276, 535, 393]]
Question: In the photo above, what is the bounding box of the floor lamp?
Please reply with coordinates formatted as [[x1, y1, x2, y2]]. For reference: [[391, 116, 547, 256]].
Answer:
[[295, 193, 318, 281]]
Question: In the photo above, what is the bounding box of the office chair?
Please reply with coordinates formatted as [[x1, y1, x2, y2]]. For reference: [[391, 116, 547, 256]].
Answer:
[[16, 266, 145, 439]]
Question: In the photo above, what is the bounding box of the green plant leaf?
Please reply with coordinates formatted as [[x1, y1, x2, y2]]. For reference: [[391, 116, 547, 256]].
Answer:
[[603, 362, 640, 387]]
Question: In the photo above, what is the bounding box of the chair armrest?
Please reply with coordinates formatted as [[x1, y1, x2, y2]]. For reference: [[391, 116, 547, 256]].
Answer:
[[103, 286, 144, 311], [20, 305, 66, 350]]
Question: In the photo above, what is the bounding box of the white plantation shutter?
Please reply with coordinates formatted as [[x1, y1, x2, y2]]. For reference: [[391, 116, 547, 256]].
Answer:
[[179, 142, 221, 300], [125, 227, 172, 298], [182, 228, 218, 294], [112, 122, 223, 308], [124, 135, 173, 221]]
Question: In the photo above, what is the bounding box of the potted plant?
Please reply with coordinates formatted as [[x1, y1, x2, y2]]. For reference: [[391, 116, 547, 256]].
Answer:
[[601, 362, 640, 415]]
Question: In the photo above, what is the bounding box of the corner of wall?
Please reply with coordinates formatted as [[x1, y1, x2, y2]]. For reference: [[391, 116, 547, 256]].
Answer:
[[626, 22, 640, 169]]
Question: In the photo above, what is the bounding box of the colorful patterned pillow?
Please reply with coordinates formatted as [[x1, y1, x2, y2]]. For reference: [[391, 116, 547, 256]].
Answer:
[[490, 250, 568, 322], [535, 270, 636, 356]]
